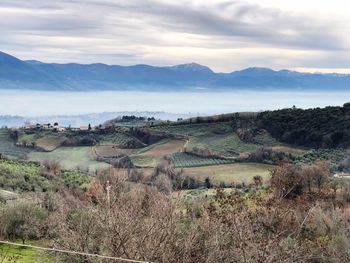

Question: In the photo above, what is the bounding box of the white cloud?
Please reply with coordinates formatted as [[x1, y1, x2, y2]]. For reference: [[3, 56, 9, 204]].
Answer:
[[0, 0, 349, 72]]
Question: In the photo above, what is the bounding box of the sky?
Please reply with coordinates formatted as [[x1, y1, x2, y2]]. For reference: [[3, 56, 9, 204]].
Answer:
[[0, 0, 349, 73]]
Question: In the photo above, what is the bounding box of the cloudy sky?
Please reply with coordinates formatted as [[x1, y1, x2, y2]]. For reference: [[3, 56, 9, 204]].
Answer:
[[0, 0, 349, 73]]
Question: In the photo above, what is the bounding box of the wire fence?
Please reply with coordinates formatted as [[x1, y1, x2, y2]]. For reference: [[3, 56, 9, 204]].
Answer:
[[0, 240, 152, 263]]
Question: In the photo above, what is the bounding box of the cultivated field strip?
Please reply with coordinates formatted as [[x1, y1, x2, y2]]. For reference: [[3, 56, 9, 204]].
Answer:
[[172, 152, 235, 168]]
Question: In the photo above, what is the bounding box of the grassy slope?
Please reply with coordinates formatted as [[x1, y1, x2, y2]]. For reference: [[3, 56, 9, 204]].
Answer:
[[28, 147, 109, 172], [152, 123, 280, 156], [35, 136, 66, 151], [182, 163, 274, 184], [17, 131, 67, 152], [131, 139, 185, 167]]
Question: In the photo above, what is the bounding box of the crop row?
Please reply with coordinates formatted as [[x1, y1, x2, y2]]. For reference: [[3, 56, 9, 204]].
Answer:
[[152, 123, 233, 137], [171, 152, 235, 168], [98, 133, 133, 146]]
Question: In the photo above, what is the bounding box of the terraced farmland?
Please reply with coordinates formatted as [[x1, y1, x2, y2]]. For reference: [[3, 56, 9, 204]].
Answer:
[[98, 132, 142, 147], [0, 129, 32, 157], [188, 133, 260, 155], [151, 122, 233, 137], [129, 139, 185, 168], [152, 123, 273, 156], [172, 152, 235, 168]]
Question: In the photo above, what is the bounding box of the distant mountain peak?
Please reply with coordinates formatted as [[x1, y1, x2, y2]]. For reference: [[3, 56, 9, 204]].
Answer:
[[170, 62, 213, 73], [237, 67, 276, 73], [25, 60, 44, 65]]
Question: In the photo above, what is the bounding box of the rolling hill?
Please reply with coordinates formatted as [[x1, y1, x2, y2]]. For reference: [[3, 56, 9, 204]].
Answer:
[[0, 51, 350, 90]]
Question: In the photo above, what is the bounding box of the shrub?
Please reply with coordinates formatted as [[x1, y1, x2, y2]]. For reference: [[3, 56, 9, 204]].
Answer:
[[0, 203, 48, 243]]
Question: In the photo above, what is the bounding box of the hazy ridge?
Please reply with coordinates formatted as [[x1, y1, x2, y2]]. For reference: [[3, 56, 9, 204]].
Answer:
[[1, 51, 350, 91]]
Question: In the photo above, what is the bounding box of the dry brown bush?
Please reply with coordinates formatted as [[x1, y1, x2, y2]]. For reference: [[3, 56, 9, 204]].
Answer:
[[30, 163, 350, 263]]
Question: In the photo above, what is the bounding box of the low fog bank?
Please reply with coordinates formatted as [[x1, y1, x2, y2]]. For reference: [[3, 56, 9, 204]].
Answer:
[[0, 111, 203, 128], [0, 90, 349, 127]]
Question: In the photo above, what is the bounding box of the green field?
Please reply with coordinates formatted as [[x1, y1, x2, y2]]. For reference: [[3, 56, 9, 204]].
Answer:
[[131, 156, 160, 167], [182, 163, 274, 185], [0, 130, 32, 158], [0, 241, 54, 263], [28, 147, 109, 172]]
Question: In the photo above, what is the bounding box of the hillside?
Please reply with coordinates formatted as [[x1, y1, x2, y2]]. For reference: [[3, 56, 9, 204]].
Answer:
[[1, 51, 350, 90], [0, 104, 349, 177], [156, 104, 350, 149], [258, 104, 350, 148]]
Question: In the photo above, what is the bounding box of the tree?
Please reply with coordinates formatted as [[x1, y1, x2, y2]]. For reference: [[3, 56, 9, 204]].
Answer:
[[270, 163, 303, 198], [154, 174, 173, 193], [340, 156, 350, 172], [301, 165, 314, 192], [313, 160, 331, 190], [43, 160, 61, 176], [0, 203, 48, 244], [205, 177, 212, 189], [300, 161, 331, 192], [343, 102, 350, 108], [253, 175, 263, 187]]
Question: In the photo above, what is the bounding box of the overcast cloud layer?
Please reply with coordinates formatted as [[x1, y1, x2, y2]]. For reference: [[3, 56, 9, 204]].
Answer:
[[0, 0, 349, 72]]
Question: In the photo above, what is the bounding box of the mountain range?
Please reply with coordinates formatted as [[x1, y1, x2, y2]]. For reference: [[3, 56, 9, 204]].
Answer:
[[0, 51, 349, 90]]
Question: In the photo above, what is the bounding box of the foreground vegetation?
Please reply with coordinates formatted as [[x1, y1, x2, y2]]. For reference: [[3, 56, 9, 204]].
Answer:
[[0, 104, 350, 262], [1, 159, 350, 262]]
